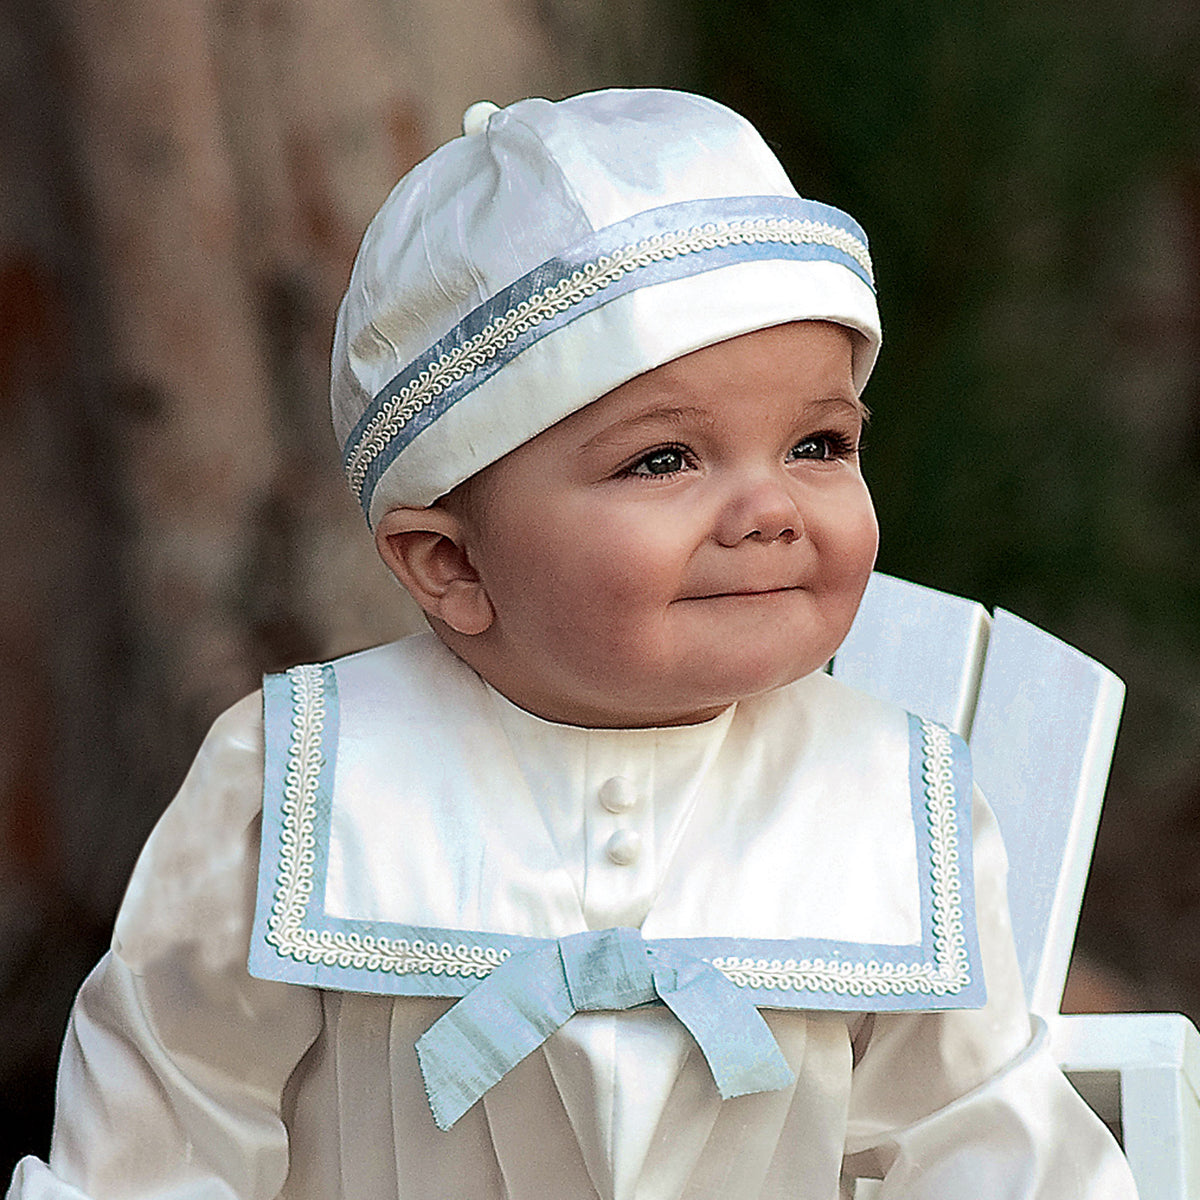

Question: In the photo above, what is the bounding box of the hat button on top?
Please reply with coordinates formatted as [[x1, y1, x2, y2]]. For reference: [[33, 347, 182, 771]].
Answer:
[[598, 776, 637, 814], [462, 100, 501, 136], [605, 829, 642, 866]]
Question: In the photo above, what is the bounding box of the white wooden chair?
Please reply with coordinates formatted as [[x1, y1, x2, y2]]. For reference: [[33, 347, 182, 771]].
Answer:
[[832, 571, 1200, 1200]]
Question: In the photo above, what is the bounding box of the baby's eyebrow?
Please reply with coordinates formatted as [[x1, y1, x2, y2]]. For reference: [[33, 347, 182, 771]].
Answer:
[[580, 405, 714, 451], [809, 395, 870, 424]]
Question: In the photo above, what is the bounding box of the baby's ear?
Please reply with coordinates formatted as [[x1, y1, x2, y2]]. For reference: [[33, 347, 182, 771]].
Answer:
[[374, 507, 494, 636]]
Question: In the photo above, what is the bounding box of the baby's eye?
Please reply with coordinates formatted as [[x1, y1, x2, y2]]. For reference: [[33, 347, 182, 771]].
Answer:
[[788, 432, 859, 462], [627, 446, 691, 476]]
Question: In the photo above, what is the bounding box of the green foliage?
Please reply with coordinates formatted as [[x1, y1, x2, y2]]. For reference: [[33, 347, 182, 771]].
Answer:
[[685, 1, 1200, 658]]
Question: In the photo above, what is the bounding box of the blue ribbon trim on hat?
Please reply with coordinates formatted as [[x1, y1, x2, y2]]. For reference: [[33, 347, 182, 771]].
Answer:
[[342, 194, 874, 518], [415, 927, 795, 1130]]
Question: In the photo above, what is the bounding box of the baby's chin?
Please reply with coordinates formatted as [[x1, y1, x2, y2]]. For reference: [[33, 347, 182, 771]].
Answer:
[[566, 665, 824, 729], [673, 647, 831, 705], [434, 623, 830, 728]]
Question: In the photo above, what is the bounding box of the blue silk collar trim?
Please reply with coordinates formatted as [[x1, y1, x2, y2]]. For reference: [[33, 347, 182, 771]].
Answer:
[[250, 658, 983, 1014]]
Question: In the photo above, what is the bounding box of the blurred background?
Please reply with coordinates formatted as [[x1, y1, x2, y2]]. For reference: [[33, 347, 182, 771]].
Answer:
[[2, 0, 1198, 1173]]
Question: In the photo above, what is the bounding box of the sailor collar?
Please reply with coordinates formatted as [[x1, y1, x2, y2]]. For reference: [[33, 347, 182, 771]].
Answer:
[[249, 635, 983, 1127]]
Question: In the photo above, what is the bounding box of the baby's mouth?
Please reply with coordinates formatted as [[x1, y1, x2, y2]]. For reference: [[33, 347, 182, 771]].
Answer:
[[677, 583, 801, 601]]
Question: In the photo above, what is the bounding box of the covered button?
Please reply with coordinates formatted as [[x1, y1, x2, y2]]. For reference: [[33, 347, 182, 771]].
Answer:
[[598, 776, 638, 814], [605, 829, 642, 866]]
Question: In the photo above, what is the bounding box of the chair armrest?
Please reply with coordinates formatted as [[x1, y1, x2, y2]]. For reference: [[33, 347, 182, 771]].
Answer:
[[1050, 1011, 1200, 1200]]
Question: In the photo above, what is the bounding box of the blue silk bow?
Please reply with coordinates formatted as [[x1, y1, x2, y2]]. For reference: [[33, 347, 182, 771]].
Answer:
[[415, 926, 796, 1129]]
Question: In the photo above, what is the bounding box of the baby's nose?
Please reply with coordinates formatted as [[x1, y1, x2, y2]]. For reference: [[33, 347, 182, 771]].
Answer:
[[715, 481, 803, 546]]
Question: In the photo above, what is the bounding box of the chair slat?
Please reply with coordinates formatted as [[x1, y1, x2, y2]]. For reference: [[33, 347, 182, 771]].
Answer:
[[831, 573, 991, 737], [837, 577, 1174, 1193], [968, 609, 1125, 1016]]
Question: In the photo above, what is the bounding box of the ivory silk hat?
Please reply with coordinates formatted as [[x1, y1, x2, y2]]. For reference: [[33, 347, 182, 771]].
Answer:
[[331, 88, 881, 524]]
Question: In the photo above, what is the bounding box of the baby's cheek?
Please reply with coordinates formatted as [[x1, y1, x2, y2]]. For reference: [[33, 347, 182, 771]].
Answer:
[[828, 501, 879, 577]]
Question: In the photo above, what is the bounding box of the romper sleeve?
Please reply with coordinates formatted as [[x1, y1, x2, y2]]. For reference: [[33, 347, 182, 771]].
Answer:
[[7, 693, 324, 1200], [842, 785, 1139, 1199]]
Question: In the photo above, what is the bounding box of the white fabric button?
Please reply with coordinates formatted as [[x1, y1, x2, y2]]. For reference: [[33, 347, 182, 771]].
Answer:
[[462, 100, 500, 136], [598, 776, 637, 814], [605, 829, 641, 866]]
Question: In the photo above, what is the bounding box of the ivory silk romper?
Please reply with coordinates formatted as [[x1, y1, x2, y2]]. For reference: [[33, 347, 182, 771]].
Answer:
[[9, 634, 1137, 1200]]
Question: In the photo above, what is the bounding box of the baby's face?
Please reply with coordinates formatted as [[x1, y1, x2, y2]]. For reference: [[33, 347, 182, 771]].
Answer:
[[444, 321, 878, 727]]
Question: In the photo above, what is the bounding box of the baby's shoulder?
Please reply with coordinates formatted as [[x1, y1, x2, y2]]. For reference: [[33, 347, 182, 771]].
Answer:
[[113, 689, 266, 970]]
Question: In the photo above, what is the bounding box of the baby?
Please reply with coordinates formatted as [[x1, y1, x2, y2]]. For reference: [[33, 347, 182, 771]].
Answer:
[[10, 89, 1135, 1199]]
